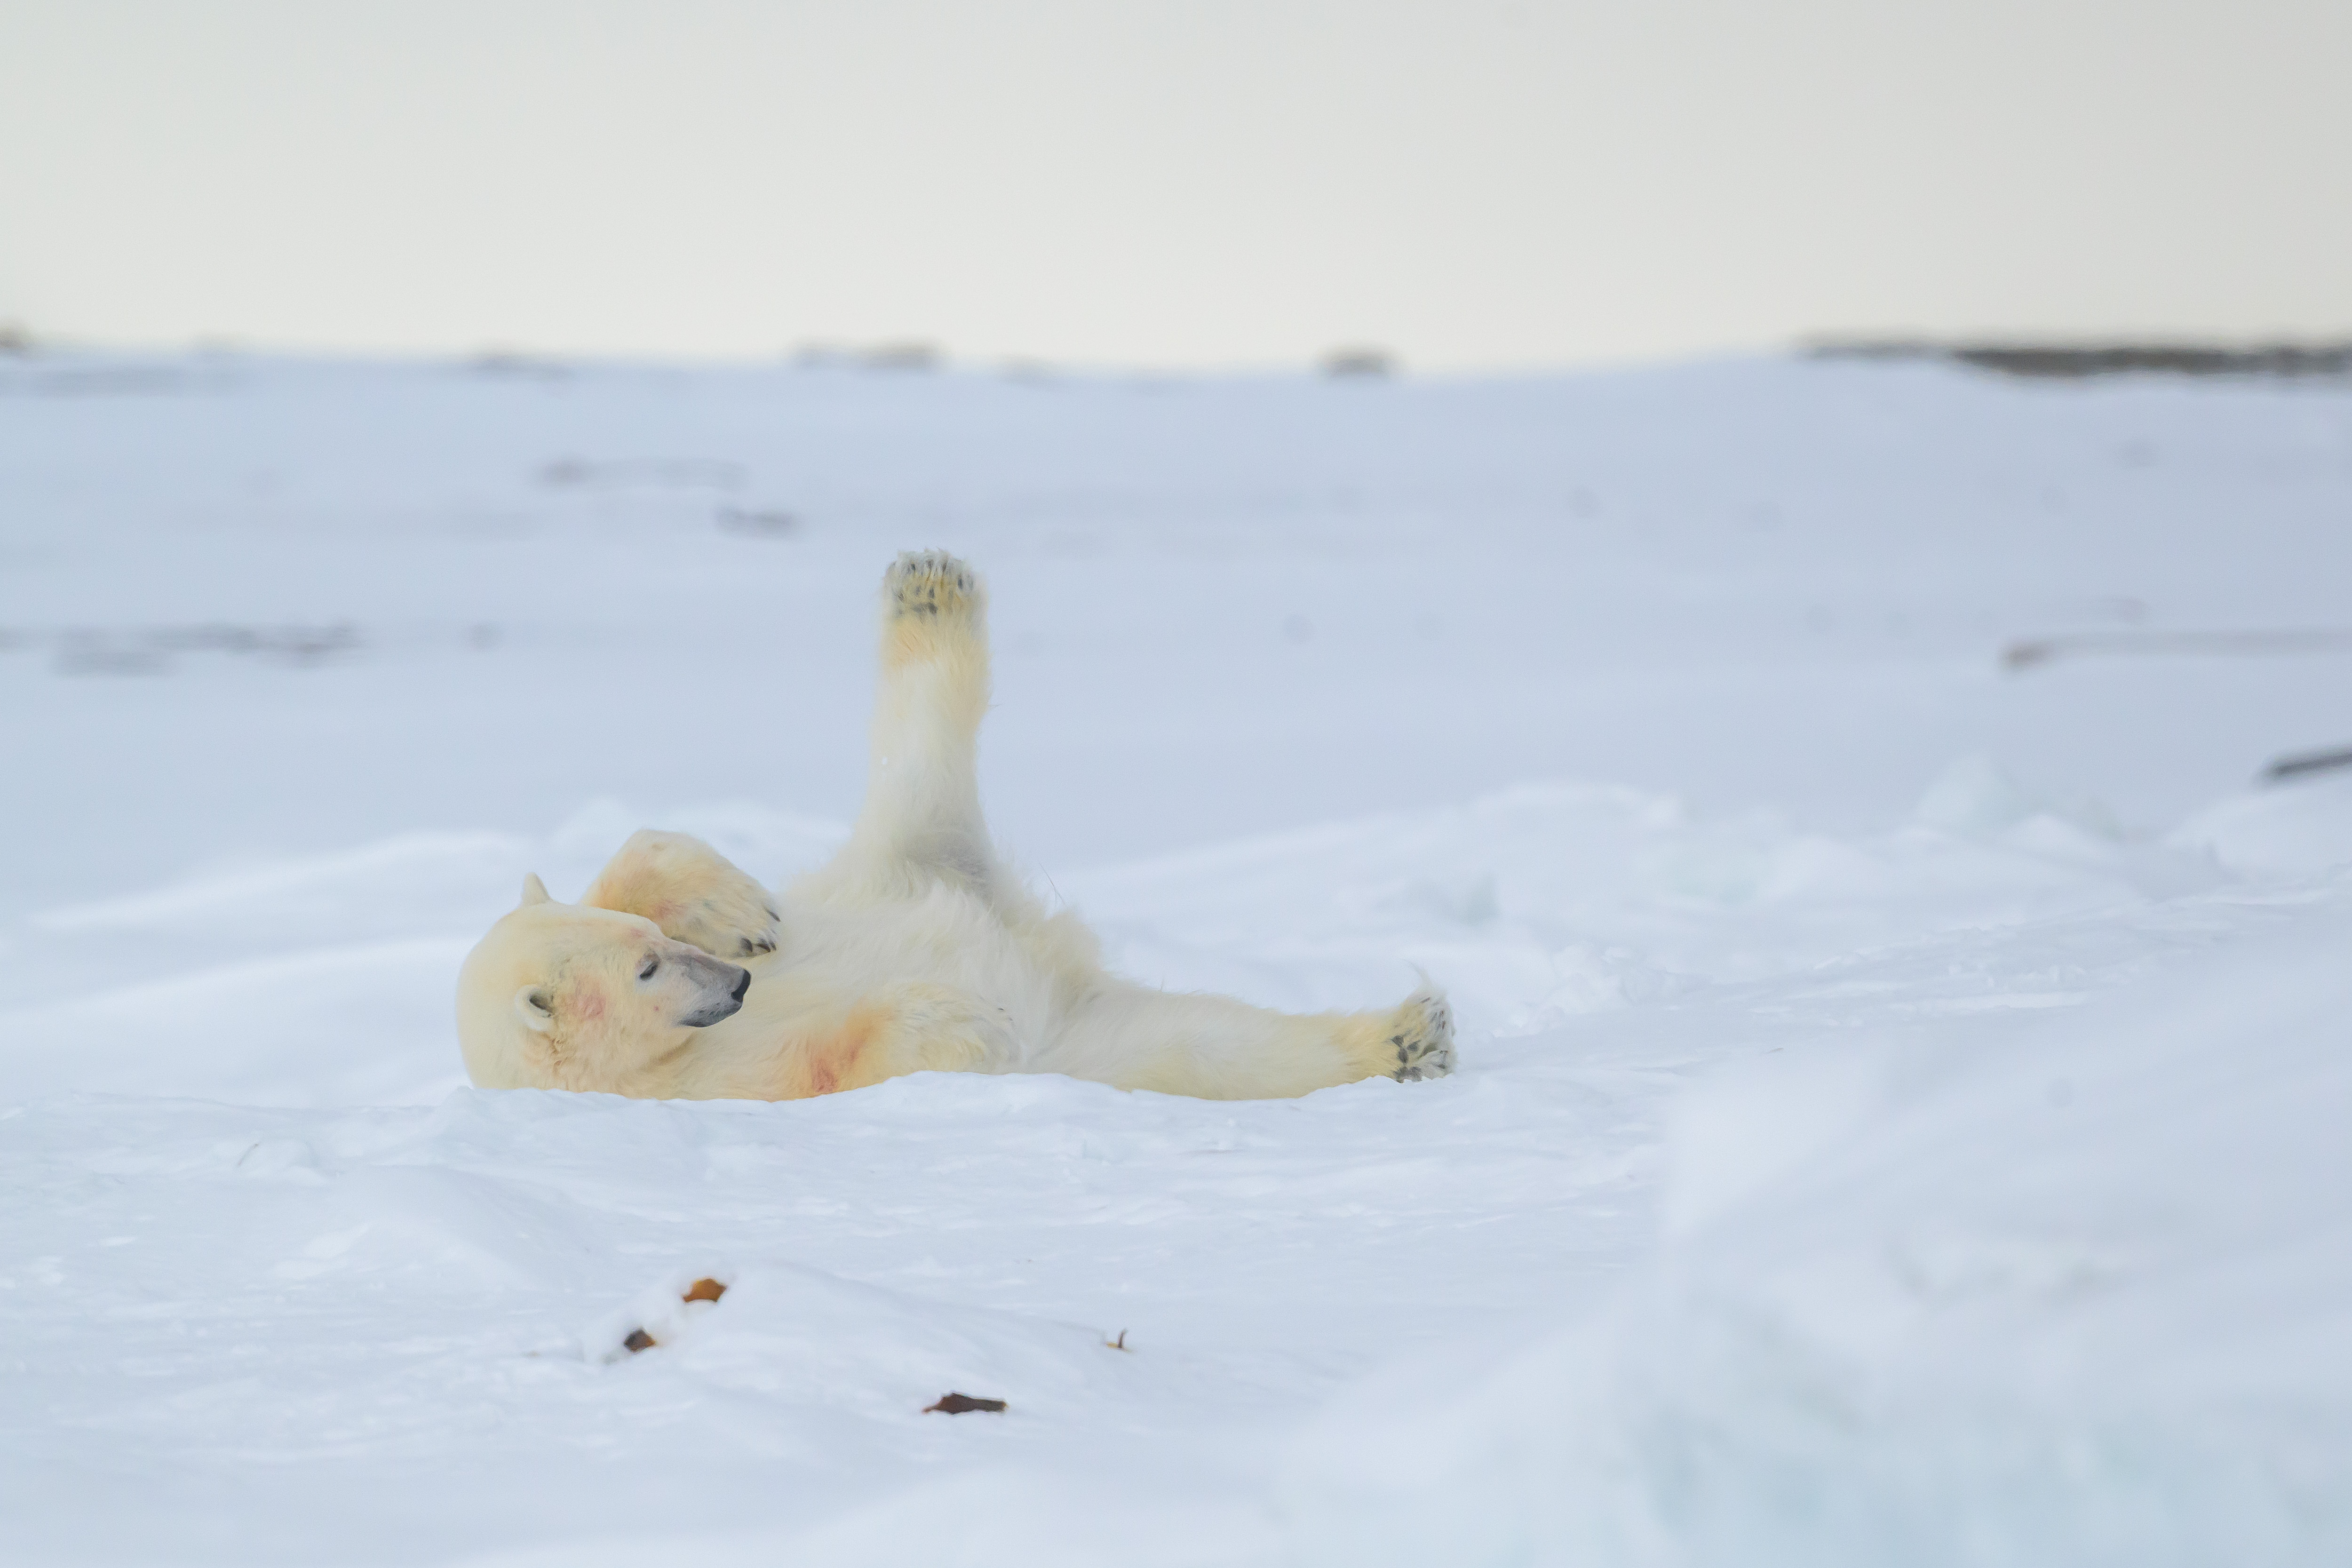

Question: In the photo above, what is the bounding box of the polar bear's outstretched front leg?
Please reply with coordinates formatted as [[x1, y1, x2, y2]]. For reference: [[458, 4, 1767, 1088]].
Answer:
[[814, 551, 1007, 903], [1052, 981, 1456, 1099]]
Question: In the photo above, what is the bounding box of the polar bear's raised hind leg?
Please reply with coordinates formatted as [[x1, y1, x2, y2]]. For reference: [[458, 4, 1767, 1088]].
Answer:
[[820, 551, 1006, 903]]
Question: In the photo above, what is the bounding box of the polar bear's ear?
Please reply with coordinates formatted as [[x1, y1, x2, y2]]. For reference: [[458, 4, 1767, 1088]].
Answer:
[[514, 987, 556, 1033], [518, 873, 551, 907]]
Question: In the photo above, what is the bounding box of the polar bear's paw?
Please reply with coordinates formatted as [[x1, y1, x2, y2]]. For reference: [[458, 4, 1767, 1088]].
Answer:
[[582, 830, 782, 960], [885, 550, 980, 625], [1385, 987, 1456, 1081]]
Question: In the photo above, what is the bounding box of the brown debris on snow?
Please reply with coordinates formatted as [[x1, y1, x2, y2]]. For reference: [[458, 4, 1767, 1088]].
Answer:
[[924, 1393, 1007, 1415]]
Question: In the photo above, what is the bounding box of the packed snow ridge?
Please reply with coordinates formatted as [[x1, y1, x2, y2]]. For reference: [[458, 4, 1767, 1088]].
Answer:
[[2, 350, 2350, 1566]]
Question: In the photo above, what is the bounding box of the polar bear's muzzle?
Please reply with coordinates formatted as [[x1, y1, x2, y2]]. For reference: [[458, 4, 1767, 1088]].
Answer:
[[676, 951, 753, 1028]]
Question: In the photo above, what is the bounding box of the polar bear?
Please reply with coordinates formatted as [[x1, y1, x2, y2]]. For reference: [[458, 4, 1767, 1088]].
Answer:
[[457, 552, 1454, 1102]]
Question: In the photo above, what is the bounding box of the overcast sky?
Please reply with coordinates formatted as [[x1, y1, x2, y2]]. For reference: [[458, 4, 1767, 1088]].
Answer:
[[2, 0, 2347, 370]]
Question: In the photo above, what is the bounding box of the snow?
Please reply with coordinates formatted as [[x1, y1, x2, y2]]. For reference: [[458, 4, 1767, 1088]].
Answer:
[[2, 349, 2350, 1565]]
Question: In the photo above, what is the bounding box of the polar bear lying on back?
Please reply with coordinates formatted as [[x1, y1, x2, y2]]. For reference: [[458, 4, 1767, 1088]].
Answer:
[[457, 552, 1454, 1102]]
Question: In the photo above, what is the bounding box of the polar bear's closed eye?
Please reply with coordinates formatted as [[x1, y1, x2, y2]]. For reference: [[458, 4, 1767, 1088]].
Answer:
[[514, 987, 555, 1033]]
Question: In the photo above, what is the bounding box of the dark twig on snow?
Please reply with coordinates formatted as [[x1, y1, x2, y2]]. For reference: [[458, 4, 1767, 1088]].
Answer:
[[925, 1394, 1008, 1415]]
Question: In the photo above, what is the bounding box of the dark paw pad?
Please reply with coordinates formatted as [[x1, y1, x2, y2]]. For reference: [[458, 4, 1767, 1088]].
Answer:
[[1390, 993, 1456, 1082], [885, 550, 979, 621]]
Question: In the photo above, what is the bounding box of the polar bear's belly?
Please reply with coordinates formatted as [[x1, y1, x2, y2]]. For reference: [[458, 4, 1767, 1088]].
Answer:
[[771, 889, 1068, 1064]]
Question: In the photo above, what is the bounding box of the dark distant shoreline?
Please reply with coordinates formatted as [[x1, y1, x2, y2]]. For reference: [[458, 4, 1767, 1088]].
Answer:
[[1807, 338, 2352, 379]]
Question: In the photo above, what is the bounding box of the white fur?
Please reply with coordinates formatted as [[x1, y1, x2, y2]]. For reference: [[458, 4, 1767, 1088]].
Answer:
[[457, 552, 1454, 1102]]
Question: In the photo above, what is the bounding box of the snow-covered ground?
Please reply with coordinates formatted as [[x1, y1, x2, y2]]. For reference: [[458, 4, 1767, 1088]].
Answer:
[[2, 350, 2349, 1565]]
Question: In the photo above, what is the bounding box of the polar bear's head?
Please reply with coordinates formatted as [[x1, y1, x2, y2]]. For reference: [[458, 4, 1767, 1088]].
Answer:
[[456, 875, 751, 1091]]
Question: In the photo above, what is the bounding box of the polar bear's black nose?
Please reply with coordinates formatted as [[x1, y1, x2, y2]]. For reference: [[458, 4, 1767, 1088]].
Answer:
[[677, 953, 753, 1027]]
